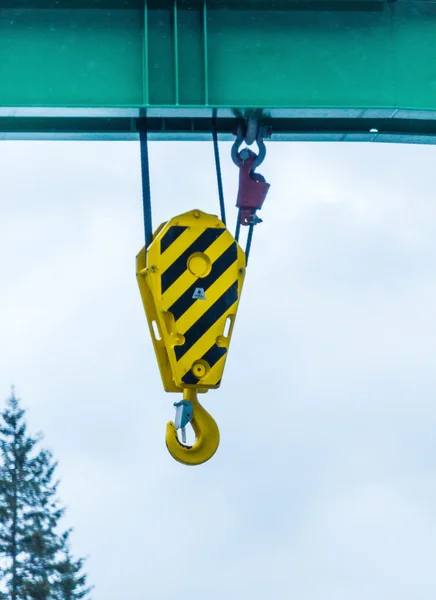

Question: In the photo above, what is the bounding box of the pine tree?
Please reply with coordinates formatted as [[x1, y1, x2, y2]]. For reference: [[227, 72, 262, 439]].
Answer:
[[53, 533, 91, 600], [0, 391, 92, 600]]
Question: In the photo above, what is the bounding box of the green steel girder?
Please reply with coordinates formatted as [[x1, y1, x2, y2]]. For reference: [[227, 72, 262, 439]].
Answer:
[[0, 0, 436, 142]]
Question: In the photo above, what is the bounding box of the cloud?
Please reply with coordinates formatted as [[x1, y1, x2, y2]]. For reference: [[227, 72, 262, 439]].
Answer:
[[1, 140, 436, 600]]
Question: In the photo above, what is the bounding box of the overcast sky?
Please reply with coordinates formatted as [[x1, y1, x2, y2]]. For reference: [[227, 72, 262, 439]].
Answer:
[[1, 139, 436, 600]]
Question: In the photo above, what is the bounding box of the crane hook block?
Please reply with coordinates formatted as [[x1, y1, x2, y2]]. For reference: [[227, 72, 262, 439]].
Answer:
[[136, 209, 246, 393]]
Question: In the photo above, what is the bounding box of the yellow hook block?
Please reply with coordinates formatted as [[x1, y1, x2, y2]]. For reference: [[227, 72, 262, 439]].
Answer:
[[166, 389, 220, 466], [136, 209, 246, 393], [136, 209, 246, 465]]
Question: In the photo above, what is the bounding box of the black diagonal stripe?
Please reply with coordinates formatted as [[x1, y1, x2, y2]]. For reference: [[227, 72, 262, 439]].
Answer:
[[175, 281, 238, 361], [181, 344, 227, 384], [181, 371, 199, 385], [160, 226, 188, 254], [168, 243, 237, 322], [202, 344, 227, 368], [161, 228, 225, 294]]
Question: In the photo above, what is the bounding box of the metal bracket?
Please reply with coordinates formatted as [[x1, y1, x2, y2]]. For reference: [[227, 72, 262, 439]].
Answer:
[[231, 119, 271, 171]]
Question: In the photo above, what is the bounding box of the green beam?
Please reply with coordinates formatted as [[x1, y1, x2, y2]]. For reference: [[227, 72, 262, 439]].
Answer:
[[0, 0, 435, 142]]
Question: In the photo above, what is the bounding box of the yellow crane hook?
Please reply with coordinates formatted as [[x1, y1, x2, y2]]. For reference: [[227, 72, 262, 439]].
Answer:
[[137, 209, 246, 465], [165, 388, 220, 466]]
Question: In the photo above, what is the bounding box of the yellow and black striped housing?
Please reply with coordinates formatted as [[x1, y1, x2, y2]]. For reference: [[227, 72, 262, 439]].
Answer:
[[136, 209, 246, 393]]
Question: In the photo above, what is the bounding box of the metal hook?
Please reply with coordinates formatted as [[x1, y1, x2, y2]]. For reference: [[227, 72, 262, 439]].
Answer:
[[231, 123, 267, 171], [165, 389, 220, 466]]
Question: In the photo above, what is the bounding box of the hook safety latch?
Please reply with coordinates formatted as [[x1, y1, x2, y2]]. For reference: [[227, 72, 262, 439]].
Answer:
[[173, 399, 193, 444], [236, 149, 270, 226]]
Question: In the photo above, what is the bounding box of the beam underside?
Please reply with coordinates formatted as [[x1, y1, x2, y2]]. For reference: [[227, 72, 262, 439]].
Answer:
[[0, 1, 435, 141]]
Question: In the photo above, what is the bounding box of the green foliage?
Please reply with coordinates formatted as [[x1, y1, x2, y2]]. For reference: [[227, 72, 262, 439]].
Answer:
[[54, 534, 92, 600], [0, 391, 92, 600]]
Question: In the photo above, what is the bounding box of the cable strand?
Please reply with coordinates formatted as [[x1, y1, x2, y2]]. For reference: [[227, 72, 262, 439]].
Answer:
[[212, 111, 227, 226], [139, 117, 153, 249]]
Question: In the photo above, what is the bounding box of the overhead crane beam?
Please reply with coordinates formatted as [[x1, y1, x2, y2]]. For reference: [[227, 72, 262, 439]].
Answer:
[[0, 0, 435, 142]]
